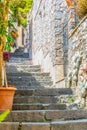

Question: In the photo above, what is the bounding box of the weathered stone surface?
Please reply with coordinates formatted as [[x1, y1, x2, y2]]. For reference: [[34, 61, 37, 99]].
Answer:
[[5, 56, 87, 130], [46, 109, 87, 121], [21, 122, 50, 130], [0, 122, 19, 130], [6, 64, 41, 73], [5, 110, 45, 122], [14, 90, 34, 97], [31, 0, 68, 84], [67, 17, 87, 106], [12, 103, 66, 110], [13, 94, 73, 104], [14, 88, 73, 97], [13, 96, 59, 104], [34, 88, 73, 96], [51, 119, 87, 130]]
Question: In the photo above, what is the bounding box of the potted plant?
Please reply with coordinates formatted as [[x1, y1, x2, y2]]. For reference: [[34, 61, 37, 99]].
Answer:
[[0, 0, 16, 111]]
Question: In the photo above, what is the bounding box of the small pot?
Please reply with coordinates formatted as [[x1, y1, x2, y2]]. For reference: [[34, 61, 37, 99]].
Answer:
[[0, 85, 17, 111]]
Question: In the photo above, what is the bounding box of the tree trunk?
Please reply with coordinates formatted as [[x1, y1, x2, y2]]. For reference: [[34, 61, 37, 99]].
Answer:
[[0, 0, 10, 87], [0, 45, 3, 86]]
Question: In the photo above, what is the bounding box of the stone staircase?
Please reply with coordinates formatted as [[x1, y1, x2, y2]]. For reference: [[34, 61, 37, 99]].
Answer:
[[0, 58, 87, 130], [11, 47, 29, 58], [6, 58, 53, 89]]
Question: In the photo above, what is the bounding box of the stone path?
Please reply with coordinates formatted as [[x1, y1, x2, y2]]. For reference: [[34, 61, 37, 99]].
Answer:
[[0, 58, 87, 130]]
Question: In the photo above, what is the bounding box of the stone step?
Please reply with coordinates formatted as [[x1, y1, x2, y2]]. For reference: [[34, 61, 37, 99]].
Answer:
[[6, 67, 41, 73], [0, 122, 19, 130], [11, 85, 52, 90], [8, 81, 53, 87], [6, 64, 40, 70], [12, 103, 66, 110], [7, 72, 50, 76], [4, 109, 87, 122], [1, 119, 87, 130], [8, 61, 31, 64], [13, 95, 74, 104], [11, 52, 29, 58], [51, 119, 87, 130], [7, 62, 31, 65], [9, 58, 30, 62], [6, 64, 40, 68], [14, 88, 73, 97], [7, 76, 51, 82]]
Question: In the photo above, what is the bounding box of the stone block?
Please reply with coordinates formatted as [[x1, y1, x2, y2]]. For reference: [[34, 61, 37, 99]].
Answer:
[[13, 103, 66, 110], [46, 109, 87, 121], [0, 122, 19, 130], [5, 111, 45, 122], [21, 122, 50, 130], [34, 88, 72, 96], [51, 119, 87, 130]]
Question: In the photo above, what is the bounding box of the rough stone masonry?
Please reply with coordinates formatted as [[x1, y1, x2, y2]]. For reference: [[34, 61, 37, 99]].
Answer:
[[28, 0, 69, 85]]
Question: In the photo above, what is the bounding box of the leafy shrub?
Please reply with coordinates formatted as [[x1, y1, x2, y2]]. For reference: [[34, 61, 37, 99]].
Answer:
[[76, 0, 87, 18]]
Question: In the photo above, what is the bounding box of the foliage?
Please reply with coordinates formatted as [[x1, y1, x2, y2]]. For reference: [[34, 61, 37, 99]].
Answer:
[[5, 35, 14, 52], [0, 1, 9, 38], [0, 0, 33, 40], [76, 0, 87, 18], [0, 0, 33, 86], [0, 0, 33, 53], [68, 96, 74, 103], [10, 0, 33, 27], [0, 109, 10, 122]]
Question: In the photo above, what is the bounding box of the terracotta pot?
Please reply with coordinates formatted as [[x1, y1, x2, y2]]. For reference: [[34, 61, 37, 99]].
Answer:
[[83, 64, 87, 72], [0, 85, 17, 111]]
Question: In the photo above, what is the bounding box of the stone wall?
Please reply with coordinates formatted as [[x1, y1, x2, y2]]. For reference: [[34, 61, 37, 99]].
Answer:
[[26, 11, 33, 59], [32, 0, 68, 84], [67, 16, 87, 105]]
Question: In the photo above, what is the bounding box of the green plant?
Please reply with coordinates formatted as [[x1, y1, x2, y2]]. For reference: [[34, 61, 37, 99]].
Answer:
[[0, 0, 33, 87], [76, 0, 87, 18], [68, 96, 74, 103], [0, 109, 10, 122], [10, 0, 33, 27]]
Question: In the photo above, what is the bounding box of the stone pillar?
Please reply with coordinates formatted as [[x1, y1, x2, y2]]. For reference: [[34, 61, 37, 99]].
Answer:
[[66, 0, 76, 35]]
